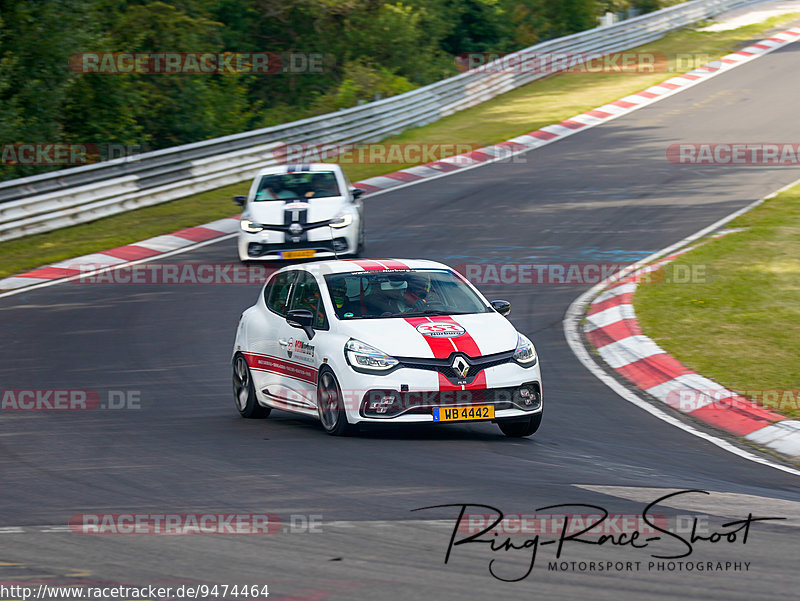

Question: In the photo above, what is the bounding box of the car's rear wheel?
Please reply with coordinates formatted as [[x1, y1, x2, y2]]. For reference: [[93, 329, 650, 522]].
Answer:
[[233, 354, 271, 418], [317, 367, 355, 436], [497, 412, 542, 437]]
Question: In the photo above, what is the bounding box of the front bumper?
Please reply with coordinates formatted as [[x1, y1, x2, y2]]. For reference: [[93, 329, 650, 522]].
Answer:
[[337, 362, 542, 424], [237, 222, 358, 261], [359, 384, 542, 420]]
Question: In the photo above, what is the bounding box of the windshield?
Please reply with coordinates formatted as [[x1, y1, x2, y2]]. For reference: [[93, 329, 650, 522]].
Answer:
[[253, 171, 341, 201], [324, 269, 491, 320]]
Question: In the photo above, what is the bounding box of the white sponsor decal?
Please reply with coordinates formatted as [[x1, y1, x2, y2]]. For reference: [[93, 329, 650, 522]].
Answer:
[[291, 338, 315, 362], [416, 323, 465, 338], [284, 202, 310, 210]]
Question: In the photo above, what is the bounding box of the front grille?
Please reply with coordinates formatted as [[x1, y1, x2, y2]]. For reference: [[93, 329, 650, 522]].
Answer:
[[396, 350, 514, 384]]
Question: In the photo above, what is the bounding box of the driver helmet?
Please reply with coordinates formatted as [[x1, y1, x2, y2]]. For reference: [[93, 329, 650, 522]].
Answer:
[[407, 274, 431, 299], [330, 278, 348, 309]]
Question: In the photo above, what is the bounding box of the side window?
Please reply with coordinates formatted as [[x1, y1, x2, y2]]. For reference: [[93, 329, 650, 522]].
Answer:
[[289, 271, 328, 329], [265, 271, 296, 316]]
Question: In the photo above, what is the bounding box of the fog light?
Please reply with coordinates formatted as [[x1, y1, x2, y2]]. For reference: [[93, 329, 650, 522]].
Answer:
[[514, 386, 540, 409], [332, 239, 348, 251], [369, 395, 396, 414]]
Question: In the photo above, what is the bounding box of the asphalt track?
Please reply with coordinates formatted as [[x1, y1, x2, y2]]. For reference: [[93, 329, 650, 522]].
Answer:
[[2, 37, 800, 601]]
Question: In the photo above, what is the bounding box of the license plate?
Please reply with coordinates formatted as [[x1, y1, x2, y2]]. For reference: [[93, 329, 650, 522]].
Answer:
[[281, 249, 316, 260], [433, 405, 495, 422]]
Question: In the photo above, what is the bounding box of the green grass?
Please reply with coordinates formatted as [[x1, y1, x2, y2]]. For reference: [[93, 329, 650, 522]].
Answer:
[[634, 184, 800, 419], [1, 12, 798, 281]]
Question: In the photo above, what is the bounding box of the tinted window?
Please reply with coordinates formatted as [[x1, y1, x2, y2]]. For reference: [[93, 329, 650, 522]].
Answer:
[[265, 271, 296, 316], [289, 271, 328, 329]]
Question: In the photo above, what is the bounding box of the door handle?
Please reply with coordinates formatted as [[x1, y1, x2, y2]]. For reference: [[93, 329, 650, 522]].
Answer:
[[278, 339, 289, 346]]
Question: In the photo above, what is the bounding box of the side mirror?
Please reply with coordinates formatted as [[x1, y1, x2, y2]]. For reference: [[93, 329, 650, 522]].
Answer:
[[286, 309, 315, 340], [351, 187, 364, 199], [491, 300, 511, 317], [233, 195, 246, 207]]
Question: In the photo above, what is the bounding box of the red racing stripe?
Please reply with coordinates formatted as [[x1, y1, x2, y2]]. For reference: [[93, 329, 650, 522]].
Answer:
[[242, 352, 317, 385], [430, 316, 481, 357], [374, 259, 409, 270], [404, 317, 455, 359], [404, 316, 483, 358], [345, 259, 388, 271]]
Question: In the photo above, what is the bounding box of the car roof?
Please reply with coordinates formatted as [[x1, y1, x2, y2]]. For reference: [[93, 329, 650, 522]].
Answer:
[[275, 259, 453, 278], [255, 163, 343, 177]]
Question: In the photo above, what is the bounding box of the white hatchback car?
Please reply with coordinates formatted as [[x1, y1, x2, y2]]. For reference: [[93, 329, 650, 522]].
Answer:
[[234, 163, 364, 262], [231, 259, 543, 437]]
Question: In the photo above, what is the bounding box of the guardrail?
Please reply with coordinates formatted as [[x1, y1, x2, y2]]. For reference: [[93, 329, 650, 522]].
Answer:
[[0, 0, 762, 242]]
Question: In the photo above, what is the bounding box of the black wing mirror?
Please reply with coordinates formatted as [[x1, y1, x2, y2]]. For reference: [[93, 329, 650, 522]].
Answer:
[[233, 195, 247, 206], [286, 309, 315, 339], [491, 300, 511, 317], [351, 187, 364, 200]]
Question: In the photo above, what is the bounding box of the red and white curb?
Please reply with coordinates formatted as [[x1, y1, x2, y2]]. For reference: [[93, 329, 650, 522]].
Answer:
[[583, 249, 800, 461], [0, 217, 241, 291], [2, 25, 800, 293]]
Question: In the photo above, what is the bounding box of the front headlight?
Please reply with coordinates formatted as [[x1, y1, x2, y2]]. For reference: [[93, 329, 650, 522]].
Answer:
[[329, 214, 354, 228], [240, 219, 264, 233], [345, 339, 398, 371], [514, 333, 538, 366]]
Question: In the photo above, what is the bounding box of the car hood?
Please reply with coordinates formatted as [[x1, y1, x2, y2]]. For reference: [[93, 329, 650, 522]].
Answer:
[[245, 197, 347, 225], [337, 312, 519, 359]]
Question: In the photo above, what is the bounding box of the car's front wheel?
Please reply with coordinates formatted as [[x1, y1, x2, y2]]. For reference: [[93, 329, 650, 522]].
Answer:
[[497, 412, 542, 437], [317, 367, 355, 436], [233, 353, 271, 418]]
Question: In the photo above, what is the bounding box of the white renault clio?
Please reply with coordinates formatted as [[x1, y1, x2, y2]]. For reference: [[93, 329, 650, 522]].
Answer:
[[232, 259, 543, 437], [235, 163, 364, 262]]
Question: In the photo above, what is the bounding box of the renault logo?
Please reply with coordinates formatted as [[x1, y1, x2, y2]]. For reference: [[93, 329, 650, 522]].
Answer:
[[451, 356, 470, 379]]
